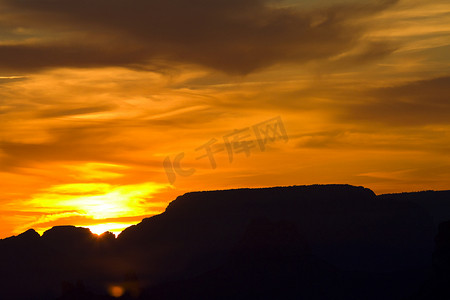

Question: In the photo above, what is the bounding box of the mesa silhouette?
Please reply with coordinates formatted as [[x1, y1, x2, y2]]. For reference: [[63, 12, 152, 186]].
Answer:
[[1, 184, 450, 299]]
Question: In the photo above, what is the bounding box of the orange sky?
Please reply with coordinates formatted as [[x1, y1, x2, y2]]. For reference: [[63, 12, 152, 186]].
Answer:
[[1, 0, 450, 238]]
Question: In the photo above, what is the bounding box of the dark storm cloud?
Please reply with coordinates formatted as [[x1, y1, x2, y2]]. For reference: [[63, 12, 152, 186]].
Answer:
[[0, 0, 398, 74]]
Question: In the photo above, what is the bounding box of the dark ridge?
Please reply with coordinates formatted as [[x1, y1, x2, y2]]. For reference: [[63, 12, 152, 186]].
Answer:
[[0, 184, 449, 299], [379, 190, 450, 231]]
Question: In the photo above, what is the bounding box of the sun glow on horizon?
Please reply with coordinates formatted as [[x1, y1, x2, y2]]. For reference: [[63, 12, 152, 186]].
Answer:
[[6, 181, 171, 237], [87, 222, 136, 236], [31, 222, 138, 237], [25, 182, 169, 217]]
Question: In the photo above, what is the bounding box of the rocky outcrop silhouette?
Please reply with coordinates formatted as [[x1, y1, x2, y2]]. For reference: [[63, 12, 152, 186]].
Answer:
[[0, 184, 446, 299]]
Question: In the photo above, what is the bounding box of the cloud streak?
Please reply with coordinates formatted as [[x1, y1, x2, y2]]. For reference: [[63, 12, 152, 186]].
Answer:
[[0, 0, 399, 74], [343, 76, 450, 126]]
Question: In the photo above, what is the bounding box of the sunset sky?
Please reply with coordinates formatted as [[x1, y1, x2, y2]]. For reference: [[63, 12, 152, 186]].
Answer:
[[0, 0, 449, 238]]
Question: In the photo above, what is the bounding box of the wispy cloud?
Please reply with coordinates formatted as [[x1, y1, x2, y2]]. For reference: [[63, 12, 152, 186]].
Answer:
[[0, 0, 449, 238], [0, 0, 400, 74]]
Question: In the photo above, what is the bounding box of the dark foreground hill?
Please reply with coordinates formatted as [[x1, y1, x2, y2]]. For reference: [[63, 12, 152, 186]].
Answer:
[[1, 184, 450, 299]]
